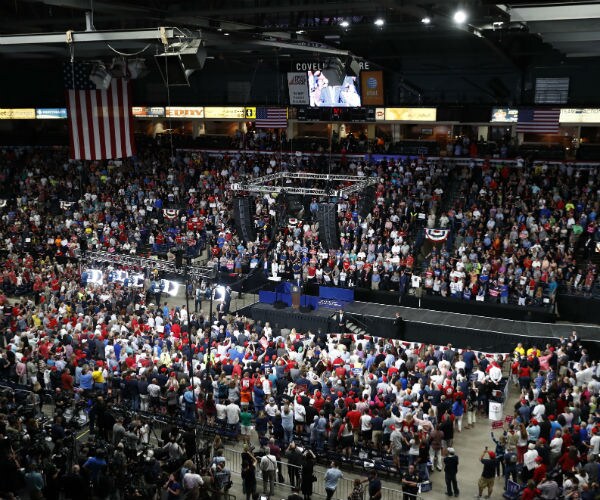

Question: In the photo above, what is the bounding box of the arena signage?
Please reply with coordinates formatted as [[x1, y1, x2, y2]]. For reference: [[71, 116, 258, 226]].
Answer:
[[0, 108, 36, 119], [132, 106, 165, 118], [204, 107, 246, 119], [165, 106, 204, 118], [559, 108, 600, 123], [36, 108, 68, 119], [382, 108, 437, 122], [293, 60, 370, 71]]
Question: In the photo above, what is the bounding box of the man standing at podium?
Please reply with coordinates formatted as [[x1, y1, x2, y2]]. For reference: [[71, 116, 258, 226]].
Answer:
[[335, 309, 347, 333]]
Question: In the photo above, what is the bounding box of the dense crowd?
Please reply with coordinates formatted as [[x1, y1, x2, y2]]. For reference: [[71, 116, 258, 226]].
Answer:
[[1, 142, 599, 309], [413, 162, 600, 306], [1, 270, 599, 500], [1, 141, 600, 500]]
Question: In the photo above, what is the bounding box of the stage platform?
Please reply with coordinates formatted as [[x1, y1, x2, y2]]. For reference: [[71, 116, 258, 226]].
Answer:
[[247, 300, 600, 354]]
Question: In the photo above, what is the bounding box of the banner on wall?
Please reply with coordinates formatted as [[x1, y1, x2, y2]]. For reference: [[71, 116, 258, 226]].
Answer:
[[132, 106, 165, 118], [360, 70, 384, 106], [559, 108, 600, 123], [165, 106, 204, 118], [36, 108, 67, 119], [385, 107, 436, 121], [0, 108, 36, 119], [204, 107, 245, 119], [287, 72, 310, 105]]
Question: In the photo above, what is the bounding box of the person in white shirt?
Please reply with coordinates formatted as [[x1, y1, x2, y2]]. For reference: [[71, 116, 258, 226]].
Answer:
[[226, 401, 241, 426], [549, 430, 563, 467], [454, 356, 466, 374], [293, 399, 306, 435], [183, 465, 204, 492], [216, 402, 227, 423], [589, 429, 600, 456], [523, 443, 539, 474], [360, 411, 372, 445], [532, 400, 546, 420]]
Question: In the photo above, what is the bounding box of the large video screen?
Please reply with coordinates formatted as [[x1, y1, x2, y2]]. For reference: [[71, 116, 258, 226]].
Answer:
[[308, 71, 361, 107]]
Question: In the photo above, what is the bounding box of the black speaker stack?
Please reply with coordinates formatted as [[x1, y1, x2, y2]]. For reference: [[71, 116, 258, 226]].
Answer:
[[317, 203, 340, 250], [233, 197, 257, 243]]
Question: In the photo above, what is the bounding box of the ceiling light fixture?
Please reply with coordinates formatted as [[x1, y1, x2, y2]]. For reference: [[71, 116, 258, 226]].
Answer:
[[296, 30, 305, 34], [421, 16, 431, 24], [453, 9, 467, 24], [340, 20, 350, 28], [374, 18, 385, 27]]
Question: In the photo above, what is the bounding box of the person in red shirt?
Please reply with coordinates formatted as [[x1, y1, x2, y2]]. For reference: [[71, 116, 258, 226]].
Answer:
[[61, 368, 74, 392], [532, 456, 547, 483], [518, 363, 531, 390], [520, 480, 541, 500], [346, 404, 362, 444], [557, 446, 579, 472]]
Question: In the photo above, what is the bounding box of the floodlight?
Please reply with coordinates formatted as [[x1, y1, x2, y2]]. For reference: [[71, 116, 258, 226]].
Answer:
[[453, 9, 467, 24]]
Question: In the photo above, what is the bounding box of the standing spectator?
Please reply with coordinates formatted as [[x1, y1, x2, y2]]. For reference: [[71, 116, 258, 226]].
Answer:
[[443, 447, 459, 497], [452, 397, 465, 433], [241, 449, 258, 500], [286, 442, 303, 491], [350, 478, 364, 500], [367, 470, 382, 500], [301, 449, 317, 500], [24, 464, 44, 500], [324, 462, 343, 500], [260, 449, 277, 497], [476, 449, 496, 499]]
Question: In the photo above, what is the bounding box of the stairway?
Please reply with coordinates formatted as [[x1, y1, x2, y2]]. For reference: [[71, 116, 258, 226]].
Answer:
[[346, 318, 367, 336]]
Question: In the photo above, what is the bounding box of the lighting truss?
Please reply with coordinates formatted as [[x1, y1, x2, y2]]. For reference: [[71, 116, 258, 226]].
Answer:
[[83, 250, 216, 281], [231, 172, 378, 197]]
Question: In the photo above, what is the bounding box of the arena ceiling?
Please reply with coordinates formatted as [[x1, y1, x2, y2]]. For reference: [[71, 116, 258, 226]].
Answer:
[[0, 0, 598, 105]]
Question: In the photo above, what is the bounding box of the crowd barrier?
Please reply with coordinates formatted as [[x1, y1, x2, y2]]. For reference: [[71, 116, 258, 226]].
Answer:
[[223, 448, 414, 500]]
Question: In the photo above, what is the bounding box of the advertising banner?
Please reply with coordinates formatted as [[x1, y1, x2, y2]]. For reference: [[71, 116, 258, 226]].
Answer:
[[287, 72, 310, 105], [360, 70, 384, 106], [36, 108, 67, 119]]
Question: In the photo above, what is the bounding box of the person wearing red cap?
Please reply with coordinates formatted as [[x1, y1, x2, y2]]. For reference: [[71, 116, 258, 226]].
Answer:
[[532, 455, 547, 483], [477, 448, 496, 499]]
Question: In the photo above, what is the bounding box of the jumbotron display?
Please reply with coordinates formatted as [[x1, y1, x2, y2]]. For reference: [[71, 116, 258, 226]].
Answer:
[[308, 71, 361, 107]]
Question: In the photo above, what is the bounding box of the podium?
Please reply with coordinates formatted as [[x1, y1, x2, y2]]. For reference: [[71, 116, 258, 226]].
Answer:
[[291, 285, 301, 310]]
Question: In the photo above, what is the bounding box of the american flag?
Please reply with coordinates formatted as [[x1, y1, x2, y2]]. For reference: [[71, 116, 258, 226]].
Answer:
[[64, 62, 135, 160], [255, 107, 288, 128], [516, 108, 560, 134]]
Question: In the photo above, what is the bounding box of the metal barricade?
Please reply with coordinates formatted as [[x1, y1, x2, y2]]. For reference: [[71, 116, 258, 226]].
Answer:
[[223, 448, 414, 500]]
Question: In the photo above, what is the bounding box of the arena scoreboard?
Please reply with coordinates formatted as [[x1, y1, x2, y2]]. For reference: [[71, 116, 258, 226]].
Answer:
[[296, 107, 376, 122]]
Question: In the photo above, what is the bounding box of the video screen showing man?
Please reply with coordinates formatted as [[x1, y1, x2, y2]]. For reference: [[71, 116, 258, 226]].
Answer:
[[308, 72, 361, 107]]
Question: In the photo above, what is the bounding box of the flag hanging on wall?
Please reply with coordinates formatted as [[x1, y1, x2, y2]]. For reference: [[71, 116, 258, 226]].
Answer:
[[64, 62, 136, 160], [425, 228, 450, 242], [255, 107, 288, 128], [516, 108, 560, 134]]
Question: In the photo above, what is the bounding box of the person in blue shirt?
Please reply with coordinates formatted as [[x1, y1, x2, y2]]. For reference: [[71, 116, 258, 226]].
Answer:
[[79, 367, 94, 392], [324, 462, 344, 500], [83, 449, 107, 483]]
